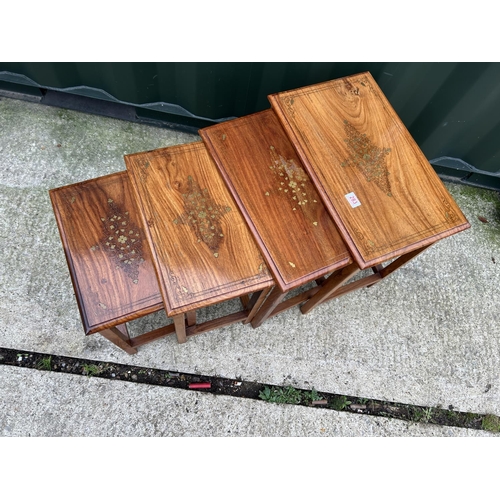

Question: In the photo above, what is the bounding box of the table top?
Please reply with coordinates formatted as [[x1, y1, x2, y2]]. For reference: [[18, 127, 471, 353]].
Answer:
[[269, 72, 470, 269], [200, 109, 352, 292], [124, 141, 274, 316], [49, 171, 164, 334]]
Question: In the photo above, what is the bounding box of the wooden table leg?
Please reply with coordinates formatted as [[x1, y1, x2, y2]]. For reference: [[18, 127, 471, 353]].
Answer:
[[173, 314, 187, 344], [379, 244, 432, 279], [100, 325, 138, 355], [300, 262, 361, 314], [367, 264, 384, 287], [186, 310, 197, 327], [250, 286, 287, 328], [314, 272, 382, 306], [302, 244, 433, 314], [244, 286, 273, 324], [239, 295, 250, 308]]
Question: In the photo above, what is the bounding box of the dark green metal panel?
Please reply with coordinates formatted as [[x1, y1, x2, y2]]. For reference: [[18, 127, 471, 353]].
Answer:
[[1, 62, 499, 189]]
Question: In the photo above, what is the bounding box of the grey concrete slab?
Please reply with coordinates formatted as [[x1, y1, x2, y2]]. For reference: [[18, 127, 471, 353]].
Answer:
[[1, 95, 499, 436], [0, 365, 490, 437]]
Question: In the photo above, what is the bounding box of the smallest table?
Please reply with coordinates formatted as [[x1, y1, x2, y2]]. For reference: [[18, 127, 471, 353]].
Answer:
[[124, 141, 275, 342], [49, 171, 172, 354], [269, 71, 470, 313]]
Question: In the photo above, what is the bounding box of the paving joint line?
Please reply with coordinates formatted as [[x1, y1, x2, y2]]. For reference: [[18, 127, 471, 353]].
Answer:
[[0, 347, 497, 434]]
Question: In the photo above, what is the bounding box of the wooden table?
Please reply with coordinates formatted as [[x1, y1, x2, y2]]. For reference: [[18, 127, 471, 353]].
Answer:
[[269, 71, 470, 313], [200, 109, 357, 327], [51, 71, 471, 352], [124, 141, 274, 342], [49, 171, 174, 354]]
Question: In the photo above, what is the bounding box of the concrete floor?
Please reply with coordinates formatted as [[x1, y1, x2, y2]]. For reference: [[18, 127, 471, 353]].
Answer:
[[1, 93, 499, 436]]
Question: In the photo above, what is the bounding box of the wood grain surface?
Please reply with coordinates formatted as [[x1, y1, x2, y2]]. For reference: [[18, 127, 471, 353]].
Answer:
[[49, 171, 164, 334], [124, 141, 274, 316], [200, 109, 351, 292], [269, 72, 470, 268]]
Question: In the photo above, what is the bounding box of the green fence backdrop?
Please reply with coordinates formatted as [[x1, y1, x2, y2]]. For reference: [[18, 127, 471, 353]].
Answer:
[[1, 62, 499, 190]]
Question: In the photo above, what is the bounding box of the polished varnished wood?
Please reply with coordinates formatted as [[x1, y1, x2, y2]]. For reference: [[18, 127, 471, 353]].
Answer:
[[124, 141, 274, 317], [269, 72, 470, 269], [49, 171, 164, 336], [200, 109, 351, 292]]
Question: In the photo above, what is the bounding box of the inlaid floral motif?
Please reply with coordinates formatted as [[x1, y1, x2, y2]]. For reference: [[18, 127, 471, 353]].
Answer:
[[172, 176, 231, 258], [268, 145, 319, 217], [96, 199, 145, 284], [167, 268, 194, 301], [138, 159, 151, 184], [281, 96, 296, 116], [341, 120, 392, 196], [442, 198, 460, 223]]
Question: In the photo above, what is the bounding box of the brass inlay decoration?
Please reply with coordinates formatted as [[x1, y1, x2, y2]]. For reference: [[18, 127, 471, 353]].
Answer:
[[343, 79, 360, 96], [341, 120, 392, 196], [281, 96, 296, 116], [352, 226, 377, 255], [172, 176, 231, 257], [442, 198, 460, 223], [354, 75, 374, 92], [339, 75, 373, 99], [96, 199, 145, 284], [168, 268, 194, 301], [139, 159, 151, 184], [268, 146, 318, 222]]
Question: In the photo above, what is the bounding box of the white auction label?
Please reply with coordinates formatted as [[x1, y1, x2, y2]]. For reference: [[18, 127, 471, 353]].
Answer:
[[345, 192, 361, 208]]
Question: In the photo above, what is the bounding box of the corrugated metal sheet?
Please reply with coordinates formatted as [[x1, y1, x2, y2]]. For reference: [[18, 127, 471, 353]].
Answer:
[[1, 62, 499, 189]]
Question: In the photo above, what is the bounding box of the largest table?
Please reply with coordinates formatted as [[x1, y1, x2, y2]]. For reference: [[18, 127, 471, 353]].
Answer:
[[269, 71, 470, 312]]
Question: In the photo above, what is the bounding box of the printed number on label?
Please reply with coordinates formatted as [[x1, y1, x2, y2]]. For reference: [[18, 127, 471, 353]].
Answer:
[[345, 192, 361, 208]]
